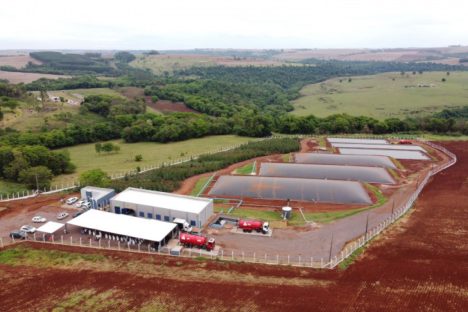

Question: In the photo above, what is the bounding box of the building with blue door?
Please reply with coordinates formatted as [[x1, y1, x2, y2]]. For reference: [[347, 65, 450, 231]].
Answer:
[[80, 186, 115, 209], [109, 187, 213, 228]]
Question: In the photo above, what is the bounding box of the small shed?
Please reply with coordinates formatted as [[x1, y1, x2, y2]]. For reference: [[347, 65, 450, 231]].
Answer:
[[80, 186, 115, 209]]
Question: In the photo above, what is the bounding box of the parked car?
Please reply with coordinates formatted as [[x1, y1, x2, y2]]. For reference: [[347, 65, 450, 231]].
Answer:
[[10, 230, 27, 239], [56, 212, 69, 220], [32, 216, 47, 223], [82, 202, 91, 209], [75, 200, 85, 208], [66, 197, 78, 205], [20, 225, 36, 233]]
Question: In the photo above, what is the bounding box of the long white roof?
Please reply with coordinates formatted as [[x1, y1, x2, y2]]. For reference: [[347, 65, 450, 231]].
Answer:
[[37, 221, 65, 234], [328, 138, 389, 144], [67, 209, 176, 242], [110, 188, 212, 214]]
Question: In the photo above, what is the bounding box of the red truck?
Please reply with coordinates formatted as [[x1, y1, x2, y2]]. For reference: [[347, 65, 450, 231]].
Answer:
[[238, 219, 270, 234], [179, 233, 215, 251], [398, 139, 412, 145]]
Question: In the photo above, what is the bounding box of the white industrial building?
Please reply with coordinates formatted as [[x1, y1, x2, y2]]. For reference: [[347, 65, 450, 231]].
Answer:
[[110, 188, 214, 228]]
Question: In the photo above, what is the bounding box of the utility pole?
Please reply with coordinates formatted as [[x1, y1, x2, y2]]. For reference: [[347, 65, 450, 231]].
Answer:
[[35, 174, 39, 192], [328, 233, 334, 262], [365, 213, 370, 241]]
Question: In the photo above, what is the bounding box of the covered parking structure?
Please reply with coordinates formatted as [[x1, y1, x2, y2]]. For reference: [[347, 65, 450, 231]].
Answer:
[[36, 221, 65, 241], [66, 209, 178, 248]]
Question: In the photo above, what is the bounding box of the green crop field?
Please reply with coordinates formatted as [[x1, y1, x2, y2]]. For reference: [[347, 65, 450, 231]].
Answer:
[[291, 71, 468, 120], [52, 135, 254, 185]]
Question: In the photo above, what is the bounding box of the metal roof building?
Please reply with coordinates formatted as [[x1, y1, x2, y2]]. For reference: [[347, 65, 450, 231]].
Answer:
[[67, 209, 177, 245], [110, 188, 214, 228]]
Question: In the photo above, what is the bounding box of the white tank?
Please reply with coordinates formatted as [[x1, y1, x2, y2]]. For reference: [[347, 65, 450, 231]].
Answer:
[[282, 206, 292, 219]]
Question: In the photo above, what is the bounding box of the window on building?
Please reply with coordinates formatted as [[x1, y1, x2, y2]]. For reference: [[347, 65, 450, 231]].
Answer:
[[115, 207, 121, 214], [164, 216, 170, 222], [139, 212, 144, 217], [156, 214, 161, 220], [147, 213, 153, 219], [190, 220, 196, 226]]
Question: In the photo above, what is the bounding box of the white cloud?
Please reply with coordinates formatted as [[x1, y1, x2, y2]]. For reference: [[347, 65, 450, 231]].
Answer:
[[0, 0, 467, 49]]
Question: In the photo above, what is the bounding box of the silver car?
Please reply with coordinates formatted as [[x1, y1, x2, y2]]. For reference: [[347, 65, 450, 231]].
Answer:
[[56, 212, 69, 220], [20, 225, 36, 233]]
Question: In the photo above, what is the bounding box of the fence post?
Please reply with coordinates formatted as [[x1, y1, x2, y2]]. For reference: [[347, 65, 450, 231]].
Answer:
[[311, 257, 313, 267], [253, 252, 256, 262], [231, 250, 234, 260], [242, 251, 244, 261], [70, 236, 73, 245], [288, 255, 290, 265], [0, 237, 3, 248], [61, 235, 63, 244], [221, 249, 223, 260], [277, 254, 279, 264], [89, 238, 91, 247]]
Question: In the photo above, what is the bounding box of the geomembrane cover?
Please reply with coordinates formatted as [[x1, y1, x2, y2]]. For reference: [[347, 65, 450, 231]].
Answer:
[[294, 153, 397, 169], [259, 163, 395, 184], [294, 153, 396, 169], [208, 176, 372, 205]]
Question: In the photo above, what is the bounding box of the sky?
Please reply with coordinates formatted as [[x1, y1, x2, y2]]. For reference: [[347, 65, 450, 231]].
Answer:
[[1, 0, 468, 50]]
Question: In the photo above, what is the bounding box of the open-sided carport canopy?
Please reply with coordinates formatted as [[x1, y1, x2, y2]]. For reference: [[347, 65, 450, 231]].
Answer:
[[67, 209, 177, 243], [36, 221, 65, 234]]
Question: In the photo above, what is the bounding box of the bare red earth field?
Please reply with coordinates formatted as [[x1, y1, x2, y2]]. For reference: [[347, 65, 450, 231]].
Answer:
[[148, 99, 198, 113], [0, 141, 466, 311]]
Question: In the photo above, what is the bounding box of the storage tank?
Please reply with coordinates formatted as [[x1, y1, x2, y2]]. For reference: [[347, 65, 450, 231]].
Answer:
[[282, 206, 292, 220]]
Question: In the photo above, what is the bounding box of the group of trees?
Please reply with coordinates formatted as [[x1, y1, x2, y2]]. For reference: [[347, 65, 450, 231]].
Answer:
[[144, 79, 291, 117], [81, 95, 146, 117], [95, 142, 120, 154], [276, 113, 468, 135], [0, 145, 75, 189]]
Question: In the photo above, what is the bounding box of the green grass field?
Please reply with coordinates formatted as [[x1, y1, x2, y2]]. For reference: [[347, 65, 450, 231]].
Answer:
[[292, 71, 468, 120], [190, 176, 211, 196], [0, 180, 28, 196], [4, 88, 122, 131], [234, 162, 255, 175], [52, 135, 254, 185]]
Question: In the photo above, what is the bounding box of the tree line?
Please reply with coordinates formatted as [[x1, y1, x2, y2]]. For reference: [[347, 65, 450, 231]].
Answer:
[[0, 145, 75, 189], [109, 138, 300, 192]]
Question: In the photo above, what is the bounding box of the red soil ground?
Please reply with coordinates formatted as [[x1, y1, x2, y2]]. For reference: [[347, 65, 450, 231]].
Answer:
[[148, 100, 198, 113], [0, 141, 466, 311]]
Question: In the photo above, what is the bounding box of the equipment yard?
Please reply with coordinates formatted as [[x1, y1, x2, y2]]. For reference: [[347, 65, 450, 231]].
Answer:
[[0, 141, 466, 311]]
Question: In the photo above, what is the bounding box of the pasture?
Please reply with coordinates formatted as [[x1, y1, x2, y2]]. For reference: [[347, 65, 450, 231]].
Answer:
[[53, 135, 254, 184], [3, 88, 121, 131], [291, 71, 468, 120], [130, 54, 286, 74]]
